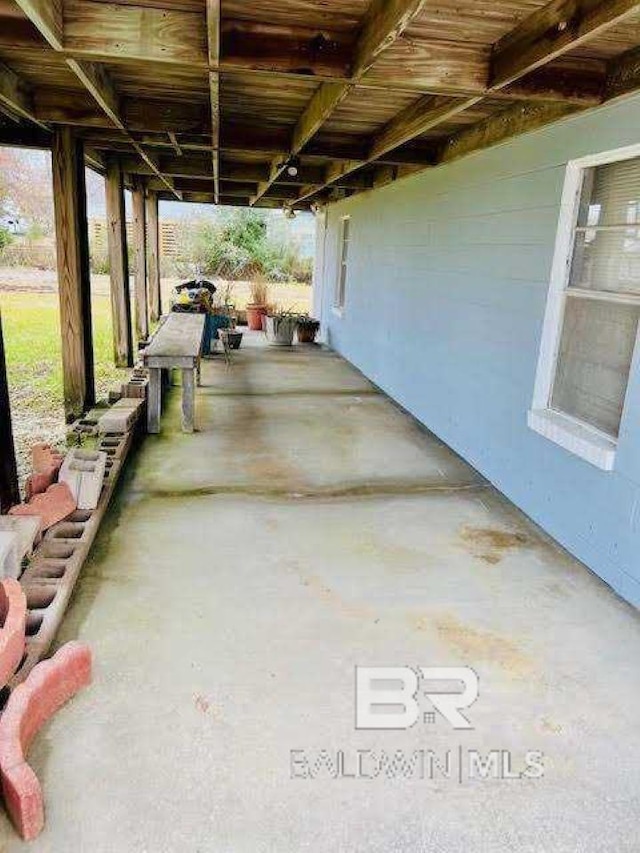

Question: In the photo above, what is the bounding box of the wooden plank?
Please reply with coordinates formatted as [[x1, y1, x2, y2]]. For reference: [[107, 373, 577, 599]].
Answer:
[[605, 45, 640, 100], [144, 313, 204, 359], [251, 0, 430, 205], [51, 127, 94, 421], [352, 0, 428, 77], [131, 178, 149, 342], [206, 0, 221, 66], [105, 156, 133, 368], [0, 310, 19, 513], [65, 59, 124, 129], [210, 71, 220, 203], [491, 0, 640, 89], [12, 0, 63, 50], [0, 61, 46, 127], [63, 0, 207, 67], [437, 100, 581, 166], [145, 190, 161, 324]]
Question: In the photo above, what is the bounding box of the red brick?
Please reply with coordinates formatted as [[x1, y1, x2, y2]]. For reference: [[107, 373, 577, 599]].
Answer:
[[0, 580, 26, 687], [0, 642, 92, 841], [9, 484, 77, 532], [31, 444, 64, 476]]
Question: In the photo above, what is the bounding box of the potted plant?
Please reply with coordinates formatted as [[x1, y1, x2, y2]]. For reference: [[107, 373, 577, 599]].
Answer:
[[246, 279, 269, 331], [264, 310, 299, 347], [296, 315, 320, 344]]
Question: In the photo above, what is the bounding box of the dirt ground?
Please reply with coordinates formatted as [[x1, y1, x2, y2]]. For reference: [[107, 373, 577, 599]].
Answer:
[[0, 267, 311, 490]]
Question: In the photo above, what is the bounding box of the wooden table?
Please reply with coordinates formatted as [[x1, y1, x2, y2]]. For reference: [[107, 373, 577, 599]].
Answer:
[[142, 313, 205, 433]]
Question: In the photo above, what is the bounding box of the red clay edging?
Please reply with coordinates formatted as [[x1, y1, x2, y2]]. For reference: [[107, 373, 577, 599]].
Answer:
[[0, 642, 92, 840], [0, 580, 26, 688]]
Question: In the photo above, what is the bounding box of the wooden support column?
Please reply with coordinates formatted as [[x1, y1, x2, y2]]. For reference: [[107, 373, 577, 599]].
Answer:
[[145, 190, 161, 323], [0, 311, 19, 513], [51, 126, 95, 422], [105, 157, 133, 367], [132, 178, 149, 342]]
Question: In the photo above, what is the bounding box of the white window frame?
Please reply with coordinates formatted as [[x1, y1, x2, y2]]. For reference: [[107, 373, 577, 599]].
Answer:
[[333, 215, 350, 316], [529, 143, 640, 471]]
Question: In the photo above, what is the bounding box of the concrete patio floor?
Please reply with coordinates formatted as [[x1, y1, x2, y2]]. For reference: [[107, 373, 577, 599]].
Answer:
[[4, 334, 640, 851]]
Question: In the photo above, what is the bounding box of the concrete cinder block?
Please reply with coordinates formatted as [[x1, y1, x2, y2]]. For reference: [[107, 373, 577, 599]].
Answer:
[[121, 377, 148, 399], [0, 533, 19, 580], [98, 398, 144, 434], [0, 517, 41, 563], [59, 450, 107, 510], [0, 642, 92, 840], [108, 388, 122, 404]]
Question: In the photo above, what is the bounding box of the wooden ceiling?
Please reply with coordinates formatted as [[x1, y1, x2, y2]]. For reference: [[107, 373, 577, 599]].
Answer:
[[1, 0, 640, 209]]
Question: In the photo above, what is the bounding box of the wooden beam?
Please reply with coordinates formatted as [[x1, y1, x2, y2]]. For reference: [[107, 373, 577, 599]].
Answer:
[[294, 0, 635, 207], [0, 310, 19, 513], [206, 0, 221, 202], [12, 0, 63, 50], [252, 0, 427, 205], [491, 0, 640, 89], [65, 59, 124, 130], [63, 0, 207, 67], [146, 190, 161, 324], [352, 0, 427, 77], [0, 62, 46, 128], [168, 132, 182, 157], [605, 45, 640, 100], [105, 157, 133, 368], [131, 178, 149, 342], [438, 100, 581, 166], [51, 127, 94, 421], [210, 72, 220, 204]]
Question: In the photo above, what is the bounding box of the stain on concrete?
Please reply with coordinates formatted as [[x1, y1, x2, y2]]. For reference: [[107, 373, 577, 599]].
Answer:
[[460, 525, 529, 564], [434, 614, 533, 678]]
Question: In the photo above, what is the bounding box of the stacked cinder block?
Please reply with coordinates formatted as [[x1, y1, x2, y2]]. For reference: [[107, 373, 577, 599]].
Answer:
[[59, 450, 107, 511], [98, 397, 145, 434]]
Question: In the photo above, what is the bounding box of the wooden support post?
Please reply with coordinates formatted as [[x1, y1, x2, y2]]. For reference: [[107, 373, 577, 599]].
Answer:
[[145, 190, 161, 323], [132, 178, 149, 342], [0, 311, 19, 513], [105, 157, 133, 367], [51, 126, 95, 422]]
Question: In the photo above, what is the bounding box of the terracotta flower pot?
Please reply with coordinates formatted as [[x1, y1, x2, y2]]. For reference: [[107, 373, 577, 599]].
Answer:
[[246, 303, 267, 331]]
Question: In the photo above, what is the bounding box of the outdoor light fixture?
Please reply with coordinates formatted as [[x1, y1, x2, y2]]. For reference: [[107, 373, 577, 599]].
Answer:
[[280, 156, 300, 178], [283, 207, 296, 220]]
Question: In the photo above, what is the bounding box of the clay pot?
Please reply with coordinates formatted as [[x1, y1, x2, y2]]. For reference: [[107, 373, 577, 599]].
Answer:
[[246, 303, 267, 331]]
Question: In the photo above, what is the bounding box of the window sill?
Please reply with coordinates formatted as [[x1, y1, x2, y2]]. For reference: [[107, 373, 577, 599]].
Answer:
[[527, 408, 617, 471]]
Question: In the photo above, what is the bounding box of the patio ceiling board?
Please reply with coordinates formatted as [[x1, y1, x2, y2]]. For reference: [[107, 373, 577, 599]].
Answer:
[[0, 1, 640, 209]]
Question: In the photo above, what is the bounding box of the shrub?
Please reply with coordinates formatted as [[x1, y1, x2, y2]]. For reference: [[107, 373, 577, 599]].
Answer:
[[170, 210, 312, 284], [0, 225, 12, 255]]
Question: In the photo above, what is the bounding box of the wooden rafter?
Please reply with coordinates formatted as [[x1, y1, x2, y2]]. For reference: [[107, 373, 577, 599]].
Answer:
[[250, 0, 428, 205], [0, 61, 46, 128], [291, 0, 640, 208]]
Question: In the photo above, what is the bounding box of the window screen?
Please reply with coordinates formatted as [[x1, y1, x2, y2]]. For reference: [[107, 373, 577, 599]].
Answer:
[[335, 216, 350, 310], [551, 157, 640, 437]]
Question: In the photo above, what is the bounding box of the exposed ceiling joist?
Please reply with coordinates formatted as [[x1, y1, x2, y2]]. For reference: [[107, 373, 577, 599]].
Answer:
[[292, 0, 640, 208], [0, 61, 46, 128], [251, 0, 428, 205], [490, 0, 640, 89]]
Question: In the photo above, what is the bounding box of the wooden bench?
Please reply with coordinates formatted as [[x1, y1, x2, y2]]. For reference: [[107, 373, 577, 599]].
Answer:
[[142, 313, 205, 433]]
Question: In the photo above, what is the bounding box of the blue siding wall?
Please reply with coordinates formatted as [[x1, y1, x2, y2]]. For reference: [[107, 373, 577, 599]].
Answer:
[[319, 94, 640, 607]]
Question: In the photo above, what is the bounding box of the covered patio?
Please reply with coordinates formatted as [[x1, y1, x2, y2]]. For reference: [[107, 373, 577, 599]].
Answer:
[[1, 335, 637, 850], [1, 0, 640, 846]]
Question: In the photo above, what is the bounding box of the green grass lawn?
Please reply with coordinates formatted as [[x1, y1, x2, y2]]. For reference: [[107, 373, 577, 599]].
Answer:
[[0, 291, 125, 417]]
